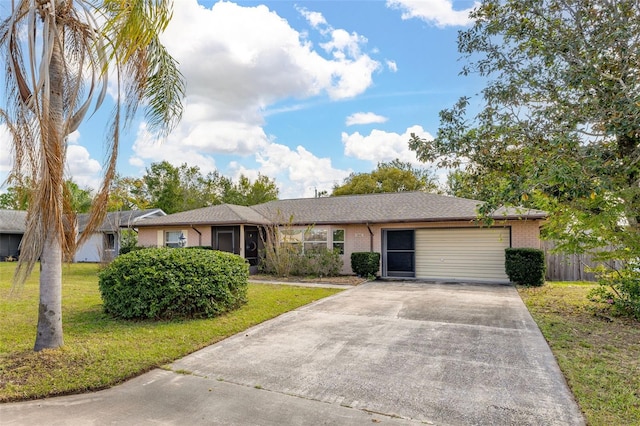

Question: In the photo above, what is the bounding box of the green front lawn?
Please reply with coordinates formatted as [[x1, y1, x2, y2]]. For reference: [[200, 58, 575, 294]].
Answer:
[[0, 262, 342, 402], [2, 263, 638, 426], [518, 281, 640, 426]]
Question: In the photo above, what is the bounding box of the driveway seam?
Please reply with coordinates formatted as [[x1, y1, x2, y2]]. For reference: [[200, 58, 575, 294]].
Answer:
[[307, 307, 537, 332], [166, 369, 424, 424]]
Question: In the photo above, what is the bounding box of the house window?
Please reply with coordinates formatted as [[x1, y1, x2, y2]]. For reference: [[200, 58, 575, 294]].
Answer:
[[304, 229, 327, 253], [277, 227, 344, 254], [332, 229, 345, 254], [104, 233, 116, 251], [165, 231, 182, 248], [279, 227, 334, 254], [280, 229, 303, 252]]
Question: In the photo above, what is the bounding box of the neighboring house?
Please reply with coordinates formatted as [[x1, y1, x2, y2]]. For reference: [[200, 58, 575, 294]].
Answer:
[[0, 209, 27, 260], [0, 209, 165, 262], [74, 209, 166, 262], [135, 192, 546, 283]]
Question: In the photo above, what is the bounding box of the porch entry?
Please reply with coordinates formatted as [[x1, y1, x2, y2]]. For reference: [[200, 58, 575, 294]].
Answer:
[[244, 226, 260, 266], [211, 225, 261, 266], [382, 229, 415, 277], [212, 226, 240, 255]]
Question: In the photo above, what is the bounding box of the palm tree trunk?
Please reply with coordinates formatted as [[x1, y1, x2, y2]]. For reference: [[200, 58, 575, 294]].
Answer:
[[34, 26, 65, 351], [34, 234, 63, 351]]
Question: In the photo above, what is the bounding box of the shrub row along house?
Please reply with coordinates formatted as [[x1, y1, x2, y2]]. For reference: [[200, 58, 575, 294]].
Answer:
[[136, 192, 546, 283], [0, 209, 165, 263]]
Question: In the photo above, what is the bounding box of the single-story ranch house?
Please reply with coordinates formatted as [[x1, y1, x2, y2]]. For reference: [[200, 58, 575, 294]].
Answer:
[[74, 209, 166, 262], [0, 208, 165, 262], [136, 192, 546, 283]]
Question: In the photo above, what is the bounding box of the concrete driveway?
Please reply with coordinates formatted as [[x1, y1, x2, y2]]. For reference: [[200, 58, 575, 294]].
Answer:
[[1, 281, 584, 425]]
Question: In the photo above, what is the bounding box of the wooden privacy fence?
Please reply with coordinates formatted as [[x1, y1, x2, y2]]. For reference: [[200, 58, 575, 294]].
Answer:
[[542, 241, 621, 282]]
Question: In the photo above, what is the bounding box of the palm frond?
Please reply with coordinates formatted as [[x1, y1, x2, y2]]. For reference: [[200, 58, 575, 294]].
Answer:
[[2, 0, 183, 287]]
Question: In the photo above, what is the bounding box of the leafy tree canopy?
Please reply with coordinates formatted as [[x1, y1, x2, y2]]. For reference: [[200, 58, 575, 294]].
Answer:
[[140, 161, 278, 213], [1, 163, 279, 215], [1, 179, 92, 213], [107, 175, 150, 212], [332, 159, 440, 196], [65, 181, 93, 213], [0, 183, 29, 210], [142, 161, 198, 214], [409, 0, 640, 264], [222, 173, 279, 206]]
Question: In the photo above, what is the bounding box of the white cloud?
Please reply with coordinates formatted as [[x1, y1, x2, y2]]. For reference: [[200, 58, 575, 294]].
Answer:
[[130, 122, 217, 173], [67, 130, 81, 144], [342, 125, 433, 165], [256, 143, 351, 199], [386, 60, 398, 72], [163, 1, 380, 105], [321, 29, 366, 59], [0, 126, 101, 191], [387, 0, 478, 27], [346, 112, 389, 126], [128, 0, 382, 196], [63, 130, 102, 189], [0, 125, 12, 178], [297, 7, 327, 29], [65, 144, 103, 190]]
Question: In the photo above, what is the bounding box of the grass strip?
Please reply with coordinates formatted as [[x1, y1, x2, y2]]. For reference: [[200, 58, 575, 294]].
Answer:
[[518, 281, 640, 426], [0, 262, 342, 402]]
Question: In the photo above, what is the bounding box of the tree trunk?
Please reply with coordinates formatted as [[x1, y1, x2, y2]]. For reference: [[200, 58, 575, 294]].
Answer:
[[34, 20, 65, 351], [34, 234, 63, 351], [618, 133, 640, 228]]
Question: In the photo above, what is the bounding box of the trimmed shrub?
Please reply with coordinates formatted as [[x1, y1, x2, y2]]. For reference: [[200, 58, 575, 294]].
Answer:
[[351, 252, 380, 277], [118, 245, 147, 255], [291, 248, 343, 277], [98, 248, 248, 320], [505, 248, 546, 286]]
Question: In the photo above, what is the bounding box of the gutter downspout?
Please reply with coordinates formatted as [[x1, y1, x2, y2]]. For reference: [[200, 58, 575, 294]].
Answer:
[[191, 226, 202, 246], [366, 222, 374, 252]]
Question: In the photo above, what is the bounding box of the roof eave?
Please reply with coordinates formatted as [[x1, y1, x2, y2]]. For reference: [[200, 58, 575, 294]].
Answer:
[[133, 220, 269, 228], [279, 214, 547, 226]]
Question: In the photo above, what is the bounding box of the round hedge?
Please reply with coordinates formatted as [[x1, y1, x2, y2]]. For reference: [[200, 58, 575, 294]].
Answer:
[[98, 248, 249, 320]]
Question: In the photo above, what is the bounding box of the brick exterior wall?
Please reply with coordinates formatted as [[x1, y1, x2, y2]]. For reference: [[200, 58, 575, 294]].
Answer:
[[508, 220, 542, 249]]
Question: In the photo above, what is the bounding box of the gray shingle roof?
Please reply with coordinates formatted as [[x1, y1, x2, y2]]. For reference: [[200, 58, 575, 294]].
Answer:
[[0, 209, 165, 234], [136, 192, 546, 227], [0, 209, 27, 233], [77, 209, 166, 232], [253, 192, 546, 224], [136, 204, 271, 227]]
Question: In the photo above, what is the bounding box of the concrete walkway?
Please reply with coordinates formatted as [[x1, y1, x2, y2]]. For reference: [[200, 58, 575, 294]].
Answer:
[[1, 281, 585, 425], [248, 278, 356, 289]]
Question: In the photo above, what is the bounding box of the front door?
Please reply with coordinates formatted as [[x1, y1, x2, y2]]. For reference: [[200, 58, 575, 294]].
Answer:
[[244, 226, 259, 266], [383, 229, 415, 277]]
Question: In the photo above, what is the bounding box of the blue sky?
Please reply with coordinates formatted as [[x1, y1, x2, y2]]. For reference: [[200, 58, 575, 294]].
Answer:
[[0, 0, 484, 199]]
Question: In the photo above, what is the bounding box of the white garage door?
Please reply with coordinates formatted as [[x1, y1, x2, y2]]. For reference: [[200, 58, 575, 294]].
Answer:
[[415, 228, 511, 282]]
